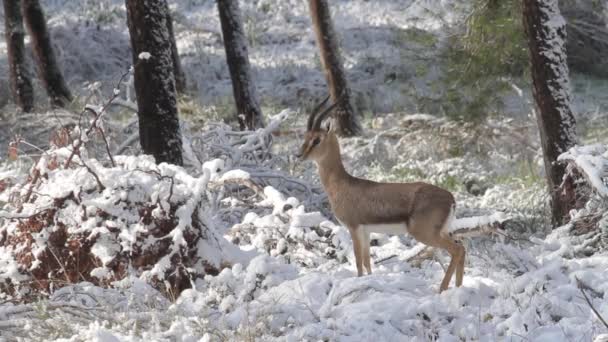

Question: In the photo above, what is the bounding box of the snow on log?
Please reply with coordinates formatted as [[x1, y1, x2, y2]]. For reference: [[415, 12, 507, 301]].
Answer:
[[449, 212, 509, 238], [558, 144, 608, 199]]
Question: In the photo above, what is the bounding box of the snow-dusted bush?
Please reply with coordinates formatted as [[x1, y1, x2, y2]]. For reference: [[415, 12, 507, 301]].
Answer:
[[0, 108, 356, 301], [0, 149, 250, 298]]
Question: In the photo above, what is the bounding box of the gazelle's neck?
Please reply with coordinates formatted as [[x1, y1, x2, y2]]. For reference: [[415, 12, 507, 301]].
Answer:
[[315, 133, 349, 191]]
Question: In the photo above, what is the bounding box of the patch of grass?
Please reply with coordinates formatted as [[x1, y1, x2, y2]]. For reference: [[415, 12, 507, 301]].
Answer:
[[414, 63, 430, 78], [492, 158, 543, 188], [581, 124, 608, 145], [398, 27, 438, 47], [392, 166, 426, 181], [178, 95, 237, 126], [434, 174, 462, 192], [447, 144, 465, 158]]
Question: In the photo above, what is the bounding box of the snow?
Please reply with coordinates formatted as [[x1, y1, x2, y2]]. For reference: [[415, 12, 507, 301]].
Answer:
[[219, 169, 250, 181], [2, 108, 608, 340], [137, 52, 151, 60]]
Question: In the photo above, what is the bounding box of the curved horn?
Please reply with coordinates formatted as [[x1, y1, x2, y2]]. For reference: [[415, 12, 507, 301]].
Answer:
[[312, 92, 346, 131], [307, 95, 330, 131]]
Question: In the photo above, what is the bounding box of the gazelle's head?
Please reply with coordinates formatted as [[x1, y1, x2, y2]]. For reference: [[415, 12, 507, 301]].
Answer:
[[297, 95, 342, 162]]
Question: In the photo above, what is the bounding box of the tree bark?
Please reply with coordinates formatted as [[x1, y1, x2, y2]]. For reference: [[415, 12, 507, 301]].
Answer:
[[4, 0, 34, 112], [309, 0, 361, 136], [165, 6, 186, 94], [217, 0, 265, 130], [523, 0, 578, 226], [126, 0, 183, 166], [21, 0, 71, 107]]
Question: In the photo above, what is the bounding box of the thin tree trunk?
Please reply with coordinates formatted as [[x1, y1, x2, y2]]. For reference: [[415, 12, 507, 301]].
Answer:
[[21, 0, 71, 107], [217, 0, 265, 130], [126, 0, 183, 165], [309, 0, 361, 136], [523, 0, 578, 226], [165, 6, 186, 94], [4, 0, 34, 112]]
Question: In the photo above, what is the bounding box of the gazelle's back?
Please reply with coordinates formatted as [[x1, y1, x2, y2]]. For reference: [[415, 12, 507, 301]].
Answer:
[[327, 176, 454, 228]]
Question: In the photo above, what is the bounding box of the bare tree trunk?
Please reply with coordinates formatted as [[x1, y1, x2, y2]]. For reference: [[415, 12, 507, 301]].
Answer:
[[523, 0, 578, 226], [126, 0, 183, 166], [309, 0, 361, 136], [165, 6, 186, 94], [4, 0, 34, 112], [217, 0, 265, 130], [21, 0, 71, 107]]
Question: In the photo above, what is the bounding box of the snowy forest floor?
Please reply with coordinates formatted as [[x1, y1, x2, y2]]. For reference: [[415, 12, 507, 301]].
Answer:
[[0, 112, 608, 341], [1, 0, 608, 341]]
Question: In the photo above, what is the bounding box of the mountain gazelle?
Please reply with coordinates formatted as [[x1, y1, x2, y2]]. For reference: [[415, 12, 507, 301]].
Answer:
[[297, 96, 465, 292]]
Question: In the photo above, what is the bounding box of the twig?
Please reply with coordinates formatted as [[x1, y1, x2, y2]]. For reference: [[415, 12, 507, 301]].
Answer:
[[19, 169, 41, 212], [77, 160, 105, 191], [131, 168, 175, 204], [576, 276, 608, 330], [0, 207, 54, 220], [95, 123, 116, 167], [65, 69, 131, 168], [376, 254, 398, 264]]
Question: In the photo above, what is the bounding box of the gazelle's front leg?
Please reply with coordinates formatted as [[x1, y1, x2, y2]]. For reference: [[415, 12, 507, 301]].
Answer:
[[348, 227, 364, 276]]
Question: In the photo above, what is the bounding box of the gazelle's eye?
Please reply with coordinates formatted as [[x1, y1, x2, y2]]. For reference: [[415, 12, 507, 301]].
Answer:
[[312, 137, 321, 146]]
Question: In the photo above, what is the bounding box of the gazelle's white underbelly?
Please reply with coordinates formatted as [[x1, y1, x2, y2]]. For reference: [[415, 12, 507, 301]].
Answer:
[[361, 222, 408, 235]]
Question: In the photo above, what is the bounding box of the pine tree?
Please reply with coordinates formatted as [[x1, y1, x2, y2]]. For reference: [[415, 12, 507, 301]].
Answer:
[[21, 0, 71, 107], [3, 0, 34, 112], [309, 0, 361, 136], [126, 0, 183, 165], [523, 0, 578, 226], [217, 0, 265, 130]]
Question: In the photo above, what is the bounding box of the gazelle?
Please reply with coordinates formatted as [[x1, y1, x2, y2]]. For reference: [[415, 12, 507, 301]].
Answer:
[[297, 96, 465, 292]]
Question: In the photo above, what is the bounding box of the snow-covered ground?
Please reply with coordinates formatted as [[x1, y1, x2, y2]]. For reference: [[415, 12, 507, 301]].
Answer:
[[0, 109, 607, 341], [1, 0, 608, 341]]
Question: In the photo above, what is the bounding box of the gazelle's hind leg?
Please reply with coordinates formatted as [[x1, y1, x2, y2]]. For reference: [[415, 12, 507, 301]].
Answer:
[[438, 235, 465, 292], [456, 240, 465, 286], [361, 229, 372, 275], [349, 227, 364, 276]]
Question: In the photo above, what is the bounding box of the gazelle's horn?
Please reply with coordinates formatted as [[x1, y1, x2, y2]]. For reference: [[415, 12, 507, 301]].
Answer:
[[312, 92, 346, 131], [307, 94, 330, 131]]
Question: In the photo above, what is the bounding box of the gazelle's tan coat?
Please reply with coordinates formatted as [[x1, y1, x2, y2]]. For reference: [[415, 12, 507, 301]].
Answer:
[[298, 100, 465, 292]]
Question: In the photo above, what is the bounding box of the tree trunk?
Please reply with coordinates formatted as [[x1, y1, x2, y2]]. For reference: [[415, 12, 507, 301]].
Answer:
[[126, 0, 183, 166], [166, 7, 186, 94], [308, 0, 361, 136], [21, 0, 71, 107], [523, 0, 578, 226], [4, 0, 34, 112], [217, 0, 265, 130]]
